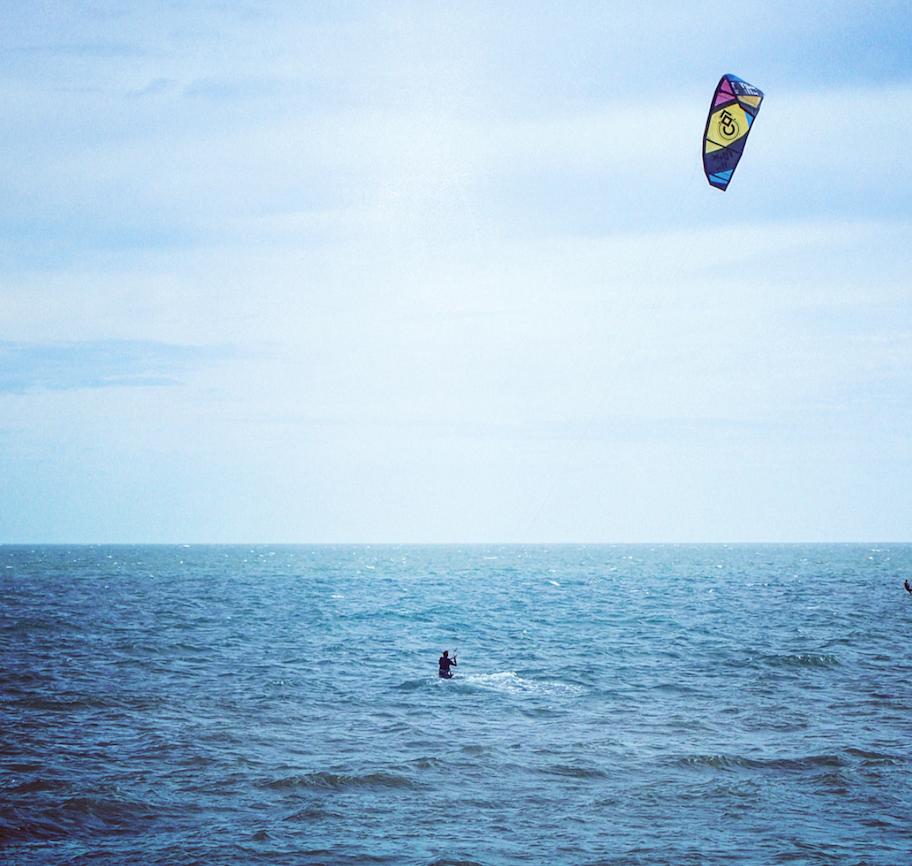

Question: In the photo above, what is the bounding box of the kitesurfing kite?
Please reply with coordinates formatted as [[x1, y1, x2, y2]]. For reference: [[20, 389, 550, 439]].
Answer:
[[703, 74, 764, 191]]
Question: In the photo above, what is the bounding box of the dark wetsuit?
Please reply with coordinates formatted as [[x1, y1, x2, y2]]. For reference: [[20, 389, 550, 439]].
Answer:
[[438, 655, 456, 678], [905, 579, 911, 594]]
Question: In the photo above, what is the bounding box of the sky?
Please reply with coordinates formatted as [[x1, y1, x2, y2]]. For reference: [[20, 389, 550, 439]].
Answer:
[[2, 0, 911, 543]]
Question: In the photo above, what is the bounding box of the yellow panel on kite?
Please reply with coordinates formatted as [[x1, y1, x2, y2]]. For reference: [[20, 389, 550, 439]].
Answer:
[[702, 75, 764, 191], [705, 103, 752, 153]]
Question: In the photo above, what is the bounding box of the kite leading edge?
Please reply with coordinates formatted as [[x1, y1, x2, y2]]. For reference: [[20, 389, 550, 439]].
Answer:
[[703, 74, 764, 191]]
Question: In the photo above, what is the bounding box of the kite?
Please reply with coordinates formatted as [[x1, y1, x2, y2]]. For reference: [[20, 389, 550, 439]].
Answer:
[[703, 74, 764, 191]]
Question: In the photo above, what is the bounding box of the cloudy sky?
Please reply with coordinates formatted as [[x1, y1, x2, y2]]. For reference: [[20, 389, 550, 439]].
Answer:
[[2, 1, 911, 543]]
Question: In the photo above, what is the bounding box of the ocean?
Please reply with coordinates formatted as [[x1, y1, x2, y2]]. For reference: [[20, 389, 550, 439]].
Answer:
[[2, 544, 911, 865]]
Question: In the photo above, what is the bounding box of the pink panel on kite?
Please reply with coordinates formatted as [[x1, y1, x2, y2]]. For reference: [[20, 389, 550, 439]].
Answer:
[[713, 78, 734, 107]]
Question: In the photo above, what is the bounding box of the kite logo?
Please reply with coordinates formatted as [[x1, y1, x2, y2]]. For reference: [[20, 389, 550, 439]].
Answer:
[[718, 109, 739, 139]]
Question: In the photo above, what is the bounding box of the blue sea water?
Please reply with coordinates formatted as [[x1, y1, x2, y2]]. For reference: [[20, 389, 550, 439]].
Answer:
[[2, 544, 911, 866]]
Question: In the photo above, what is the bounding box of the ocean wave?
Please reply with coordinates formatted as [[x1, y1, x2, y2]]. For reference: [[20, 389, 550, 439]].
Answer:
[[0, 791, 159, 842], [427, 860, 487, 866], [262, 771, 416, 791], [59, 794, 149, 825], [4, 777, 66, 795], [539, 763, 608, 779], [762, 653, 841, 668], [12, 695, 117, 712], [0, 815, 67, 842], [845, 747, 909, 766], [677, 752, 845, 772], [395, 678, 428, 691], [281, 802, 344, 822]]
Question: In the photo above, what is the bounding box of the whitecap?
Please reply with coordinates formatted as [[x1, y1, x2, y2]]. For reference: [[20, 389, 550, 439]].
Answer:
[[461, 671, 584, 697]]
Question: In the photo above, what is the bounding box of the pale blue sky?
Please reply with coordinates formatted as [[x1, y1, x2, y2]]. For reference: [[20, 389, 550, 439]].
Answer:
[[2, 1, 911, 542]]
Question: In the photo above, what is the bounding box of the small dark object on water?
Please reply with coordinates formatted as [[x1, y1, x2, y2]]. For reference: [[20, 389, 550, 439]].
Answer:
[[439, 650, 456, 678]]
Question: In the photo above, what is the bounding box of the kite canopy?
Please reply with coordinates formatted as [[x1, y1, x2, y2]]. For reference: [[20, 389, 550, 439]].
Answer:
[[703, 74, 764, 191]]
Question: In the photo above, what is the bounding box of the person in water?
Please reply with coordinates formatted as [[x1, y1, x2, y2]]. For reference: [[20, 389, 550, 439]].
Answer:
[[905, 579, 911, 594], [438, 650, 457, 678]]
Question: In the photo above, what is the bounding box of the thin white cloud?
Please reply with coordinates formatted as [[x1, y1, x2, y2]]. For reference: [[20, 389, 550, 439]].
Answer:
[[0, 341, 242, 394]]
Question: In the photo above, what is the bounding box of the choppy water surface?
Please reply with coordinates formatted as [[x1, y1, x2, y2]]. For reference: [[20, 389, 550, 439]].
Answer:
[[2, 544, 911, 865]]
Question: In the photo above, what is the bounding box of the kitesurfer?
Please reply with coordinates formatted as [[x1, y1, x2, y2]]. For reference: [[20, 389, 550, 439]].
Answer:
[[438, 650, 457, 679], [904, 579, 911, 594]]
